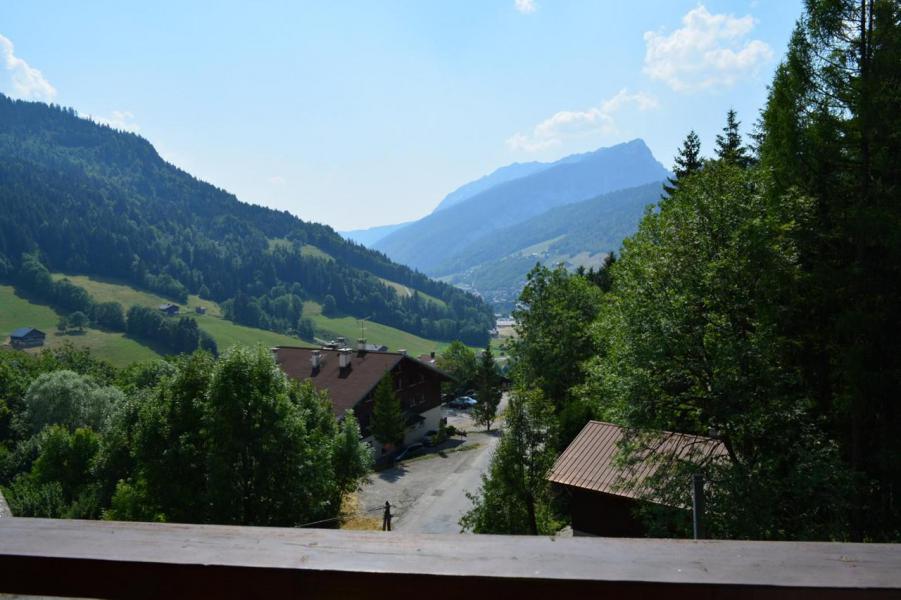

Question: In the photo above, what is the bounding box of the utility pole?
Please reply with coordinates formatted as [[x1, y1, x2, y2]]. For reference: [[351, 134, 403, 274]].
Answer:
[[382, 501, 392, 532], [692, 473, 705, 540]]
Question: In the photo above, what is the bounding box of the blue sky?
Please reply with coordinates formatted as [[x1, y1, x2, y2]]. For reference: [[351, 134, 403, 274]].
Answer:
[[2, 1, 801, 230]]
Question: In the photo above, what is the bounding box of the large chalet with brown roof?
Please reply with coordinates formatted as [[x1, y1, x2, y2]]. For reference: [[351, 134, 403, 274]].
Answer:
[[548, 421, 726, 537], [273, 343, 452, 457]]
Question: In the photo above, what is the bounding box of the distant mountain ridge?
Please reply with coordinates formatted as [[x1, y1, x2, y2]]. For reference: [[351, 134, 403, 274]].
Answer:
[[438, 181, 665, 308], [432, 160, 551, 212], [339, 161, 552, 246], [373, 139, 670, 275], [435, 180, 664, 278], [339, 221, 414, 247]]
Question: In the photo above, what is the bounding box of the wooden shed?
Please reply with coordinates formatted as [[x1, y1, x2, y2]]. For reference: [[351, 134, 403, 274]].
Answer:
[[547, 421, 725, 537]]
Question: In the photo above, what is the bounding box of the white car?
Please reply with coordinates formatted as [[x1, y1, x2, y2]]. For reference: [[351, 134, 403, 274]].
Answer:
[[447, 395, 478, 409]]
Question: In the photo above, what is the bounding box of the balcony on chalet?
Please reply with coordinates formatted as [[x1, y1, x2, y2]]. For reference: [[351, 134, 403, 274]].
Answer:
[[1, 517, 899, 599]]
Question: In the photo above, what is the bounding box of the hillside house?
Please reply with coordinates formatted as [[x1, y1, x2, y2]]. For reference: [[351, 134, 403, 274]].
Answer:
[[159, 303, 180, 316], [273, 344, 452, 457], [548, 421, 725, 537], [195, 306, 207, 315], [9, 327, 46, 349]]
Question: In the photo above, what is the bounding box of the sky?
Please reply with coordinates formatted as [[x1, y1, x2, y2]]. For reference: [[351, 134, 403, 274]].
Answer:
[[2, 1, 802, 231]]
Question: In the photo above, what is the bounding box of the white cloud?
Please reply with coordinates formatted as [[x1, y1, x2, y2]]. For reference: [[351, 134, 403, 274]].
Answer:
[[643, 5, 773, 92], [90, 110, 140, 133], [0, 34, 57, 101], [506, 88, 658, 152], [601, 89, 659, 113], [514, 0, 537, 15]]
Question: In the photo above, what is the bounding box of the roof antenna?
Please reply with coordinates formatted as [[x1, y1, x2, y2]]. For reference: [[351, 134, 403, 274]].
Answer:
[[359, 316, 372, 340]]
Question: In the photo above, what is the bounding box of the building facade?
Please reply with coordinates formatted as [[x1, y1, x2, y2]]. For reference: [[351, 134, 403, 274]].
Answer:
[[273, 345, 451, 457]]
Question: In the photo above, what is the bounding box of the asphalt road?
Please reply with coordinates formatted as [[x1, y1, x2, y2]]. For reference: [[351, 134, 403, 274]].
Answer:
[[358, 396, 506, 534]]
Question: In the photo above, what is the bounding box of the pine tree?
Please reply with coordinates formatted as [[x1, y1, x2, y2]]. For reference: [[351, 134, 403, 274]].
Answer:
[[663, 130, 703, 196], [714, 109, 750, 167], [371, 373, 405, 448], [473, 347, 502, 431]]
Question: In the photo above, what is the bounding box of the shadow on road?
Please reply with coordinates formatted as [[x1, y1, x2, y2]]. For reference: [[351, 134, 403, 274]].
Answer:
[[376, 461, 412, 482]]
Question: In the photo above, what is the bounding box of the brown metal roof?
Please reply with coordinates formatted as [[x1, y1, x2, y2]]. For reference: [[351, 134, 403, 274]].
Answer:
[[273, 347, 451, 417], [547, 421, 726, 501], [274, 347, 402, 416]]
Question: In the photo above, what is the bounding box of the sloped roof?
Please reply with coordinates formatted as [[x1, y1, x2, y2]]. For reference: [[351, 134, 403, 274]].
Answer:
[[10, 327, 44, 339], [273, 347, 451, 417], [547, 421, 726, 501]]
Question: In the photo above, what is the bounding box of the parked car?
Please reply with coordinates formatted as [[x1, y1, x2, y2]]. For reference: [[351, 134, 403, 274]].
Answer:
[[421, 430, 439, 446], [394, 443, 424, 462], [446, 396, 478, 409]]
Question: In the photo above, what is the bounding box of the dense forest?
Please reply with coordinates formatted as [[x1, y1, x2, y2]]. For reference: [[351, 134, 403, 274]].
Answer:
[[0, 344, 371, 525], [464, 0, 901, 542], [0, 98, 494, 346]]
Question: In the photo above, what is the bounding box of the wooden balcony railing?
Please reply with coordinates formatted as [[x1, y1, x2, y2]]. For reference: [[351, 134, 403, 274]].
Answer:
[[0, 517, 898, 599]]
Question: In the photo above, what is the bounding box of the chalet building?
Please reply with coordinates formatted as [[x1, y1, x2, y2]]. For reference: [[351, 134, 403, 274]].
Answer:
[[9, 327, 46, 349], [195, 306, 207, 315], [547, 421, 725, 537], [159, 303, 180, 316], [273, 344, 452, 457]]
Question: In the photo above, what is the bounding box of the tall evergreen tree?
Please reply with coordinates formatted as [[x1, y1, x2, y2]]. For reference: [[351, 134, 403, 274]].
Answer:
[[371, 373, 405, 449], [758, 0, 901, 541], [714, 109, 750, 167], [473, 347, 502, 431], [663, 130, 703, 195]]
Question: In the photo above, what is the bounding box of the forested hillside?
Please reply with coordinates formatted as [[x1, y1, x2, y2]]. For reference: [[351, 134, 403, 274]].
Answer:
[[0, 96, 494, 346]]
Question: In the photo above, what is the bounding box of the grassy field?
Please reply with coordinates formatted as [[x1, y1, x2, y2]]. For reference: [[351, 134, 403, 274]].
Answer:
[[300, 244, 333, 261], [377, 277, 447, 309], [303, 301, 446, 357], [50, 273, 300, 352], [0, 285, 160, 367], [52, 273, 222, 317], [37, 272, 452, 360]]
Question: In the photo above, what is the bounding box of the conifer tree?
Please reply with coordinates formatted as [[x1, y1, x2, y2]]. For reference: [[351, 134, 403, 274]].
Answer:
[[473, 346, 502, 431], [663, 130, 703, 195], [371, 373, 405, 448], [714, 109, 750, 167]]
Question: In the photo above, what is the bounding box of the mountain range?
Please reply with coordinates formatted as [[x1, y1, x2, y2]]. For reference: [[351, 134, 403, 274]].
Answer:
[[0, 95, 494, 347], [343, 139, 669, 309]]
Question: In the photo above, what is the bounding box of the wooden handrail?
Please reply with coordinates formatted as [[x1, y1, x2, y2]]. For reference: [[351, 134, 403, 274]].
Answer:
[[0, 518, 898, 599]]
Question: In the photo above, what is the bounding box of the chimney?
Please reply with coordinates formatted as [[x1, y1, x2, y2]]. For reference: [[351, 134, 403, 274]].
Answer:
[[339, 348, 352, 369], [430, 351, 435, 359], [357, 338, 367, 353], [310, 350, 321, 370], [398, 348, 407, 356]]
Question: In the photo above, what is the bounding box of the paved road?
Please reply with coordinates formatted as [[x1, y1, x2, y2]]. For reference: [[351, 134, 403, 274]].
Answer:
[[358, 396, 506, 534]]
